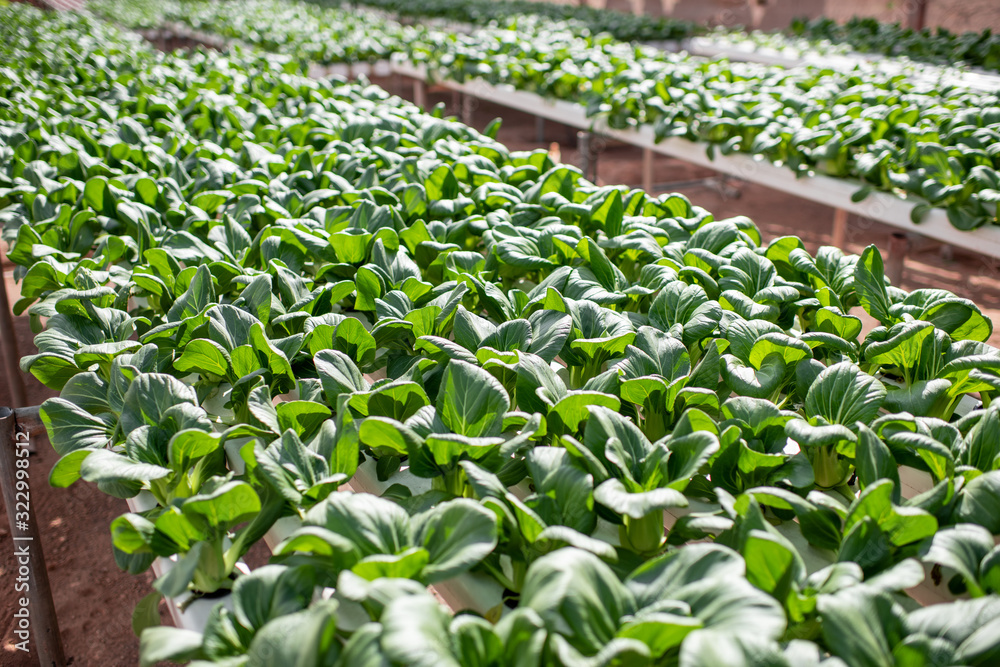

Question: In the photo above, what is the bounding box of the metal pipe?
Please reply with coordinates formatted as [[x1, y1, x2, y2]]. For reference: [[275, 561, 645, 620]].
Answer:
[[461, 93, 474, 126], [0, 249, 28, 408], [642, 148, 654, 193], [832, 208, 849, 250], [577, 131, 590, 179], [14, 406, 43, 434], [413, 79, 427, 110], [886, 232, 910, 286], [535, 116, 545, 143], [0, 407, 66, 666]]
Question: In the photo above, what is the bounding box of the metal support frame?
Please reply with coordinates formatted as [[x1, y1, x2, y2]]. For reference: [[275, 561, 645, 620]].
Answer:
[[413, 79, 427, 110], [886, 232, 910, 286], [642, 148, 654, 193], [0, 406, 65, 666], [535, 116, 546, 143], [832, 208, 848, 251], [577, 131, 598, 182], [0, 249, 27, 409], [460, 93, 474, 126]]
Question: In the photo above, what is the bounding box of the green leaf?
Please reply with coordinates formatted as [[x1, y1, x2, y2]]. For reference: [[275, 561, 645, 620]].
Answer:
[[305, 492, 411, 559], [167, 264, 215, 322], [413, 498, 498, 582], [952, 471, 1000, 533], [437, 360, 510, 437], [244, 601, 339, 667], [354, 381, 429, 421], [139, 627, 204, 667], [231, 564, 316, 632], [845, 479, 937, 548], [594, 477, 687, 519], [256, 431, 342, 505], [49, 449, 93, 488], [804, 362, 886, 426], [80, 449, 171, 485], [549, 391, 622, 434], [920, 524, 993, 597], [276, 400, 331, 439], [315, 349, 369, 400], [818, 589, 903, 667], [119, 373, 199, 435], [39, 397, 113, 455], [175, 339, 230, 378], [184, 479, 261, 529], [153, 541, 206, 598], [741, 529, 802, 599], [855, 425, 900, 501], [380, 593, 463, 667], [854, 245, 894, 324], [132, 591, 162, 637], [521, 548, 635, 657], [358, 416, 421, 458]]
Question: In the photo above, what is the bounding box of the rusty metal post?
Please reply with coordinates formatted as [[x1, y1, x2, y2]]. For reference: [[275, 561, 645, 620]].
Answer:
[[832, 208, 848, 250], [0, 407, 66, 666], [578, 131, 599, 182], [907, 0, 927, 30], [886, 232, 910, 286], [0, 249, 28, 408], [642, 148, 654, 193], [461, 93, 474, 126], [413, 79, 427, 110]]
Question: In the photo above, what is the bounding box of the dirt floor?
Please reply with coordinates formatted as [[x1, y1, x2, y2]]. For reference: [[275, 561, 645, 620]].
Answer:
[[3, 72, 1000, 667]]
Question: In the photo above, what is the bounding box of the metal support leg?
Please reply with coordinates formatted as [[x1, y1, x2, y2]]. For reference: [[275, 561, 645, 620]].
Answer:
[[832, 208, 848, 250], [577, 132, 590, 176], [0, 407, 66, 666], [413, 79, 427, 110], [461, 94, 474, 126], [577, 131, 599, 182], [0, 249, 27, 409], [642, 148, 654, 193], [535, 116, 546, 143], [886, 232, 910, 286]]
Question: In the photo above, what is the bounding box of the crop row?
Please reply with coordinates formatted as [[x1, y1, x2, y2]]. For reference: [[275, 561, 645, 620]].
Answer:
[[329, 0, 1000, 74], [91, 0, 1000, 76], [89, 0, 1000, 233], [787, 16, 1000, 73], [6, 5, 1000, 666]]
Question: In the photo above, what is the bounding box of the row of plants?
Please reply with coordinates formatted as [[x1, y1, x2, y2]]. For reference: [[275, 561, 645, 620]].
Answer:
[[313, 0, 696, 43], [88, 0, 404, 64], [788, 16, 1000, 73], [339, 0, 1000, 74], [7, 4, 1000, 665], [90, 0, 1000, 74], [320, 0, 1000, 74], [89, 0, 1000, 233], [693, 19, 1000, 79]]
